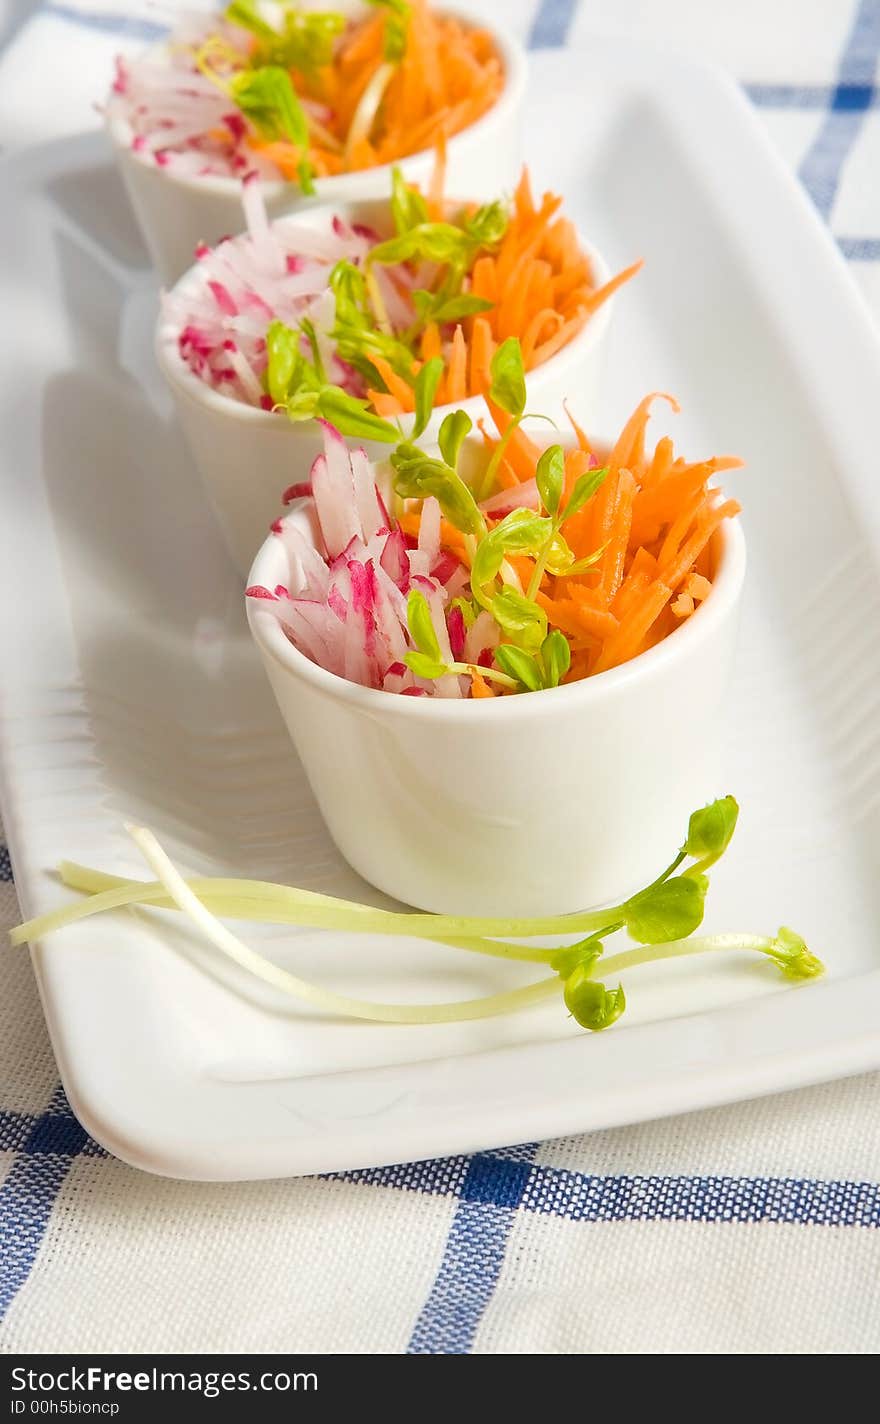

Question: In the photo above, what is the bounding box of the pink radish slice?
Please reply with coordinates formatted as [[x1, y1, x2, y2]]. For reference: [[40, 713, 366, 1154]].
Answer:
[[350, 446, 385, 541], [417, 496, 442, 568], [480, 478, 540, 517], [311, 441, 360, 558]]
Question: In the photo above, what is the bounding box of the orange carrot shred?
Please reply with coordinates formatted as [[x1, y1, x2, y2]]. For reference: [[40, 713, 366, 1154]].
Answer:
[[470, 669, 495, 698]]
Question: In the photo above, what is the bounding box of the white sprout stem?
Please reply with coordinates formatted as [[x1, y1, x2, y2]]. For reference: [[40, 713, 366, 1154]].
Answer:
[[22, 864, 557, 966], [13, 863, 623, 945], [306, 111, 343, 153], [46, 869, 775, 973], [121, 826, 561, 1026], [345, 61, 396, 162], [599, 934, 775, 978]]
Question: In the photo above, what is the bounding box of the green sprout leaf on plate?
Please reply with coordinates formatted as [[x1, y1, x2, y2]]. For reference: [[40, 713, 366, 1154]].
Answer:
[[684, 794, 739, 870], [563, 969, 626, 1031], [623, 874, 709, 945], [9, 798, 825, 1038], [761, 927, 825, 980]]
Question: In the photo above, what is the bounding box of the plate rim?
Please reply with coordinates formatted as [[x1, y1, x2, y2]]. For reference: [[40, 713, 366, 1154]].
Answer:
[[3, 41, 880, 1179]]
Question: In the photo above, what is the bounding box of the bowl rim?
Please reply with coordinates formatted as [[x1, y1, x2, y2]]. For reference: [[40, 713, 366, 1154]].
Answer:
[[106, 4, 528, 200], [154, 200, 614, 429], [246, 432, 747, 722]]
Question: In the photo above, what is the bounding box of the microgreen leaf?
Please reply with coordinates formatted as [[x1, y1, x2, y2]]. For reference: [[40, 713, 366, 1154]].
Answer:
[[624, 875, 708, 944], [483, 509, 553, 558], [366, 0, 411, 62], [449, 595, 476, 631], [225, 3, 344, 72], [465, 200, 509, 248], [277, 7, 345, 72], [332, 322, 416, 386], [299, 316, 325, 382], [489, 338, 526, 419], [284, 389, 320, 421], [543, 531, 578, 575], [390, 165, 429, 234], [404, 650, 448, 681], [438, 409, 473, 470], [762, 927, 825, 980], [411, 357, 444, 440], [225, 1, 278, 45], [228, 66, 315, 193], [493, 644, 544, 692], [425, 293, 495, 325], [392, 446, 485, 536], [563, 967, 626, 1031], [314, 388, 400, 442], [560, 465, 609, 523], [406, 589, 441, 661], [470, 509, 553, 601], [265, 319, 302, 406], [685, 796, 739, 865], [329, 260, 369, 329], [536, 444, 565, 517], [490, 588, 548, 652], [541, 630, 571, 688], [550, 932, 607, 979], [553, 545, 608, 578], [368, 223, 474, 268]]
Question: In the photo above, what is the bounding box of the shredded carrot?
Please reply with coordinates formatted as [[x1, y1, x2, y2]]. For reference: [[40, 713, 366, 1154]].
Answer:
[[260, 1, 503, 177], [611, 547, 657, 618], [400, 390, 741, 696], [469, 316, 495, 395], [368, 389, 405, 417], [659, 500, 741, 591], [592, 581, 674, 673], [420, 322, 442, 362], [469, 669, 495, 698], [354, 147, 642, 415], [580, 260, 645, 317], [687, 573, 712, 601], [539, 593, 619, 642], [368, 354, 414, 409], [446, 324, 468, 404], [427, 131, 447, 220], [598, 469, 638, 602]]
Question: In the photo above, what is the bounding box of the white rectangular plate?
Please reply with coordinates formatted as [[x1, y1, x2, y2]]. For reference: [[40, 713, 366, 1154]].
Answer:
[[2, 41, 880, 1181]]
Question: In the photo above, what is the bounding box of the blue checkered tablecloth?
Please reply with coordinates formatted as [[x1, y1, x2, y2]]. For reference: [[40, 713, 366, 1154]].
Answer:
[[1, 0, 879, 1355]]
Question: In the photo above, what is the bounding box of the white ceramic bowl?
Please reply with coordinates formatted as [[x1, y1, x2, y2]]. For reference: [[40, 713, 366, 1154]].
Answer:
[[108, 8, 527, 284], [157, 199, 614, 575], [246, 433, 746, 918]]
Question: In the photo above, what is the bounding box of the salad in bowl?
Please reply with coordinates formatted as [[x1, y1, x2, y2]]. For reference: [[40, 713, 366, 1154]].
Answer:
[[246, 372, 745, 914], [106, 0, 527, 280], [158, 166, 639, 571]]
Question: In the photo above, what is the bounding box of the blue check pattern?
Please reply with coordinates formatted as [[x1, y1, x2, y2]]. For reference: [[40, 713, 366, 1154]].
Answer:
[[2, 0, 880, 1354]]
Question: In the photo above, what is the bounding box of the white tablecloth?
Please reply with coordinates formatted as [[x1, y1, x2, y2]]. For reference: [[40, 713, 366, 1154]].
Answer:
[[1, 0, 879, 1354]]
